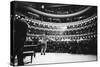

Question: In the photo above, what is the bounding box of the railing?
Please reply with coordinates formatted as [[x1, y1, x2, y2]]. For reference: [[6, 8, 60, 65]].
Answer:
[[26, 6, 91, 18]]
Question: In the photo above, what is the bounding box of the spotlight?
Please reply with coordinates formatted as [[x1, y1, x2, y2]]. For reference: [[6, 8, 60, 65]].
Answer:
[[41, 5, 45, 9]]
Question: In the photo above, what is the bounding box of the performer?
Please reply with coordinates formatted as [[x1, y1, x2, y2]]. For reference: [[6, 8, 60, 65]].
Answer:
[[39, 34, 49, 55], [11, 18, 28, 66]]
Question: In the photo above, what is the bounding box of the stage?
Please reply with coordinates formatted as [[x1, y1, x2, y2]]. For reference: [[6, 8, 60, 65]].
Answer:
[[23, 53, 97, 65]]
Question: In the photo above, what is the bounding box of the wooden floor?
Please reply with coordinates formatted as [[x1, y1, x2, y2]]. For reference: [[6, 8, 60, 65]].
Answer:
[[24, 53, 97, 66]]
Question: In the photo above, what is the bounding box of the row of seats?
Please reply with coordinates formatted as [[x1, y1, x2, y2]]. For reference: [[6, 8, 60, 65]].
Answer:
[[15, 13, 96, 30], [26, 33, 96, 42], [28, 24, 96, 35], [67, 18, 96, 29], [24, 37, 97, 54]]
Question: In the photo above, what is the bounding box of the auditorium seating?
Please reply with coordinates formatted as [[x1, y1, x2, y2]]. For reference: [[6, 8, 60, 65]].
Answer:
[[14, 4, 97, 55]]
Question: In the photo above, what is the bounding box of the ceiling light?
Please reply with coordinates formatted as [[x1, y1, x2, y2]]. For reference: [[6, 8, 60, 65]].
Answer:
[[41, 5, 44, 9]]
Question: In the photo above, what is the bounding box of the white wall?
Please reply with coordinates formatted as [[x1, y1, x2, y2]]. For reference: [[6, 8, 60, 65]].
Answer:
[[0, 0, 99, 67]]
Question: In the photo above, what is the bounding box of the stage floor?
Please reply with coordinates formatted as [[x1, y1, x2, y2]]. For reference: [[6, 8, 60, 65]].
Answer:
[[23, 53, 97, 65]]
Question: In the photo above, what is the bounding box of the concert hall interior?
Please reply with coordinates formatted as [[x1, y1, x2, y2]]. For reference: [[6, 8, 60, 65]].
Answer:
[[11, 1, 97, 66]]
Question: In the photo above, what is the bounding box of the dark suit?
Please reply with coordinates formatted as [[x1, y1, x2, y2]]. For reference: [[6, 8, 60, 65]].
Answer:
[[11, 19, 28, 66]]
